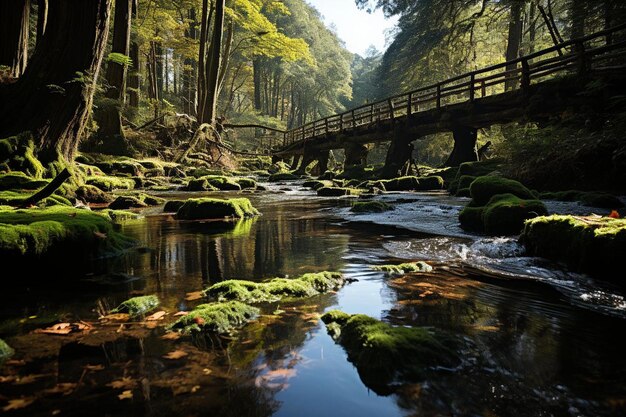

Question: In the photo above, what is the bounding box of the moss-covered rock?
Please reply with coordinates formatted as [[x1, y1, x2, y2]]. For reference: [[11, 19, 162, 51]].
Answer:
[[380, 176, 420, 191], [86, 176, 135, 191], [415, 176, 444, 190], [457, 159, 502, 177], [469, 176, 535, 206], [0, 190, 72, 207], [321, 311, 459, 394], [0, 339, 14, 361], [236, 178, 257, 189], [75, 184, 113, 203], [163, 200, 186, 213], [303, 180, 334, 190], [0, 172, 49, 191], [371, 261, 433, 275], [108, 193, 164, 210], [521, 215, 626, 281], [112, 295, 159, 317], [460, 193, 548, 235], [205, 271, 345, 303], [170, 301, 259, 334], [176, 197, 259, 220], [0, 206, 134, 261], [317, 187, 359, 197], [268, 172, 299, 182], [449, 175, 476, 195], [350, 201, 393, 213]]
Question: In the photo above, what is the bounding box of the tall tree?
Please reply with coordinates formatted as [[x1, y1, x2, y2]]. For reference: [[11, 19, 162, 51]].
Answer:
[[36, 0, 48, 47], [0, 0, 112, 164], [0, 0, 30, 78], [505, 1, 524, 90], [199, 0, 225, 125]]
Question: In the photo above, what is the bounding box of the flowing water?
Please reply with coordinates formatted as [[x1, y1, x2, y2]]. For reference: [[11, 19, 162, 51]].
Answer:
[[1, 183, 626, 416]]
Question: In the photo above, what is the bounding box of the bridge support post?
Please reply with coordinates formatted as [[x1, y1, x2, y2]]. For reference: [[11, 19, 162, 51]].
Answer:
[[343, 143, 368, 169], [294, 149, 329, 176], [381, 129, 414, 179], [290, 155, 302, 171], [444, 126, 478, 167]]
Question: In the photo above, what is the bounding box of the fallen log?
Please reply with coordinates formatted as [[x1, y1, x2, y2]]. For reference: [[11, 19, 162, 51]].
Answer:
[[18, 168, 71, 208]]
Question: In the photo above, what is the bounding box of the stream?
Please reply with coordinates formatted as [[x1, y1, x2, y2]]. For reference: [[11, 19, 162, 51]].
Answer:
[[1, 181, 625, 416]]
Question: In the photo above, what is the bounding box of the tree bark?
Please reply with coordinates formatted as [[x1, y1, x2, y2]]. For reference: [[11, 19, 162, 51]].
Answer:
[[36, 0, 48, 47], [570, 0, 585, 39], [128, 40, 140, 107], [183, 8, 198, 115], [0, 0, 30, 78], [443, 126, 478, 167], [155, 41, 164, 96], [200, 0, 225, 125], [505, 0, 523, 91], [196, 0, 209, 119], [253, 57, 263, 112], [0, 0, 112, 163]]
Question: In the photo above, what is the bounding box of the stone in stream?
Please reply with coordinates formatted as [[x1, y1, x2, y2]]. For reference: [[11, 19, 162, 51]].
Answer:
[[175, 197, 259, 220]]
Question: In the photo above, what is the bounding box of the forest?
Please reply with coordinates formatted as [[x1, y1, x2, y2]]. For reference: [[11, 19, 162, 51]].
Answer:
[[1, 0, 626, 416]]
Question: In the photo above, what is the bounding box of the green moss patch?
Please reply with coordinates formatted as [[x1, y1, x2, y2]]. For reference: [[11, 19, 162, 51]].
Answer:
[[0, 206, 135, 260], [108, 193, 164, 209], [317, 187, 359, 197], [321, 311, 459, 394], [380, 176, 420, 191], [112, 295, 160, 317], [351, 201, 393, 213], [176, 197, 259, 220], [0, 338, 14, 361], [170, 301, 259, 334], [521, 215, 626, 280], [86, 176, 135, 191], [205, 271, 345, 303], [371, 261, 433, 275], [415, 176, 445, 190], [303, 180, 334, 190], [458, 159, 502, 177], [469, 176, 535, 206], [0, 172, 49, 191], [75, 184, 113, 203], [268, 172, 299, 182]]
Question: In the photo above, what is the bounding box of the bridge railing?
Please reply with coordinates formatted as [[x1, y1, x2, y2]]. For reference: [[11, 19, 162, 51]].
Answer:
[[281, 23, 626, 148]]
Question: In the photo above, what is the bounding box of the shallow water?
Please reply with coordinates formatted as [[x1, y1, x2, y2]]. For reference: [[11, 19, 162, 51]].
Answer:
[[1, 184, 626, 416]]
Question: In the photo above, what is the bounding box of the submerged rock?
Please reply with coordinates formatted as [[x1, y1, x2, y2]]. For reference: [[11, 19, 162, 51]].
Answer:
[[112, 295, 160, 317], [521, 215, 626, 281], [321, 311, 460, 394], [176, 197, 259, 220], [205, 271, 345, 303], [350, 201, 393, 213], [371, 261, 433, 275], [170, 301, 259, 334]]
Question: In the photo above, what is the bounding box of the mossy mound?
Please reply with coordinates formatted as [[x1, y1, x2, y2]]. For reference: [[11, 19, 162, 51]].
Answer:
[[268, 172, 299, 182], [93, 160, 143, 177], [205, 271, 345, 303], [86, 176, 135, 191], [380, 176, 420, 191], [170, 301, 259, 334], [371, 261, 433, 275], [111, 295, 159, 317], [75, 184, 113, 203], [521, 215, 626, 281], [460, 193, 548, 235], [469, 176, 535, 206], [321, 311, 459, 394], [351, 201, 393, 213], [0, 172, 49, 191], [0, 206, 135, 262], [303, 180, 334, 190], [317, 187, 359, 197], [448, 175, 476, 195], [109, 193, 164, 209], [163, 200, 186, 213], [185, 175, 243, 191], [236, 178, 257, 190], [0, 133, 45, 178], [0, 339, 14, 361], [415, 176, 445, 191], [176, 197, 259, 220], [185, 178, 218, 191], [539, 190, 623, 209], [457, 159, 502, 177], [0, 190, 72, 207]]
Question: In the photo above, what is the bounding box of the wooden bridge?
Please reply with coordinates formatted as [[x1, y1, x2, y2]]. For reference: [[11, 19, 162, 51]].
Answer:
[[227, 24, 626, 177]]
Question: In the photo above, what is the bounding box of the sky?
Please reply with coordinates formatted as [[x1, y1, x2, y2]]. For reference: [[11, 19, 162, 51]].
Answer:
[[306, 0, 399, 56]]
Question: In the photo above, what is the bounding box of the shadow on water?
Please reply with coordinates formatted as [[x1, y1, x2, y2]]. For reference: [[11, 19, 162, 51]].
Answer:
[[1, 191, 626, 416]]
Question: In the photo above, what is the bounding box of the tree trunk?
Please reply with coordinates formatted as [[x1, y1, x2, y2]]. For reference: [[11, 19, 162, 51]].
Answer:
[[155, 40, 163, 96], [183, 8, 197, 115], [0, 0, 30, 78], [196, 0, 210, 119], [505, 0, 523, 91], [128, 40, 140, 107], [253, 57, 262, 112], [36, 0, 48, 47], [570, 0, 585, 39], [443, 126, 478, 167], [0, 0, 112, 163], [200, 0, 225, 125], [95, 0, 131, 141]]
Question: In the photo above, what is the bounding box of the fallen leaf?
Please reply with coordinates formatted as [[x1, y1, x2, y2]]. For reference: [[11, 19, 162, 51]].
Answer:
[[146, 311, 166, 321], [2, 397, 35, 411], [163, 350, 188, 360], [99, 313, 130, 322], [185, 291, 204, 301], [191, 385, 201, 393], [15, 374, 48, 385], [43, 383, 77, 396], [161, 332, 181, 340], [94, 231, 108, 240], [5, 360, 26, 367], [34, 322, 91, 335], [202, 368, 212, 375], [108, 377, 137, 390], [609, 210, 621, 219], [118, 390, 133, 400], [173, 311, 189, 317], [145, 321, 158, 329], [83, 364, 105, 372]]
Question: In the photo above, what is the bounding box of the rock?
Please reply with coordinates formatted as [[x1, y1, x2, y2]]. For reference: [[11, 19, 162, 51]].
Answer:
[[469, 176, 535, 206], [317, 187, 358, 197], [163, 200, 186, 213], [75, 185, 113, 204], [176, 197, 260, 220], [268, 172, 299, 182], [350, 201, 393, 213], [170, 301, 259, 334]]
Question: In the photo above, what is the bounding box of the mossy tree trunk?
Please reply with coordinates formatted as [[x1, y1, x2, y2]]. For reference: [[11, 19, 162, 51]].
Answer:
[[183, 7, 198, 115], [127, 40, 140, 107], [200, 0, 225, 125], [444, 126, 478, 167], [94, 0, 131, 144], [0, 0, 112, 164], [0, 0, 30, 78], [504, 0, 523, 91]]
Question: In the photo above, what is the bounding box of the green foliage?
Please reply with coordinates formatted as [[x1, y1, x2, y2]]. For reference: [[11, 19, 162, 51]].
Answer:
[[371, 261, 433, 275], [0, 339, 14, 361], [205, 271, 345, 303], [107, 52, 133, 67], [85, 176, 135, 191], [176, 197, 260, 220], [170, 301, 259, 334], [112, 295, 160, 317]]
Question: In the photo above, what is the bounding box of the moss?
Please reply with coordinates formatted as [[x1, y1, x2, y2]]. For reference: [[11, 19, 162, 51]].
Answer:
[[0, 190, 72, 207], [521, 215, 626, 281], [176, 197, 259, 220], [303, 180, 334, 190], [457, 175, 477, 192], [0, 338, 14, 361], [186, 178, 217, 191], [0, 134, 45, 178], [268, 172, 299, 182], [415, 176, 445, 190], [75, 184, 113, 203], [86, 176, 135, 191], [351, 201, 393, 213], [469, 176, 535, 206], [0, 206, 134, 260], [93, 160, 143, 176], [0, 172, 49, 191], [205, 271, 345, 303], [458, 206, 484, 232], [456, 187, 471, 197], [380, 176, 420, 191], [108, 196, 147, 209], [321, 311, 459, 394], [170, 301, 259, 334], [163, 200, 186, 213], [371, 261, 433, 275], [112, 295, 159, 317], [317, 187, 359, 197], [186, 175, 242, 191], [458, 159, 502, 177], [236, 178, 257, 189]]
